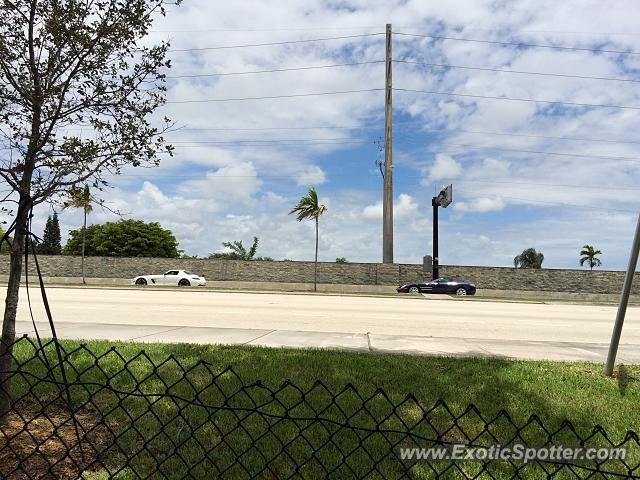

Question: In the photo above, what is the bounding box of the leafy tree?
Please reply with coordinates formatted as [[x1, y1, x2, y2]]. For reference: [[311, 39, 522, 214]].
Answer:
[[335, 257, 348, 263], [62, 186, 93, 283], [0, 228, 11, 254], [63, 220, 179, 258], [209, 237, 261, 261], [580, 245, 602, 270], [514, 248, 544, 269], [0, 0, 175, 418], [289, 187, 327, 292], [39, 213, 62, 255]]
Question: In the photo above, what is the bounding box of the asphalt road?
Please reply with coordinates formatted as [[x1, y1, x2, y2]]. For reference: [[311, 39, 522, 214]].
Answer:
[[13, 287, 640, 362]]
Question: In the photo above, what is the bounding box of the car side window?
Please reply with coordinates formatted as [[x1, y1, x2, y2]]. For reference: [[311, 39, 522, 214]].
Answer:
[[165, 271, 178, 275]]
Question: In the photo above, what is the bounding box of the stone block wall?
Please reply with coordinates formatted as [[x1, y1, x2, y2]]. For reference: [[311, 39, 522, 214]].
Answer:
[[0, 254, 636, 294]]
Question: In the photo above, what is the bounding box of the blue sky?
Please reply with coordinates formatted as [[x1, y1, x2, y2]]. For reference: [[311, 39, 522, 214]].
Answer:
[[16, 0, 640, 269]]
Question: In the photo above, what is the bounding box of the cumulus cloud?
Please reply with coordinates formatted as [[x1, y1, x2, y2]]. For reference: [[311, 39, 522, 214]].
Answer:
[[362, 194, 417, 220], [454, 197, 506, 213], [14, 0, 640, 269], [428, 154, 462, 181]]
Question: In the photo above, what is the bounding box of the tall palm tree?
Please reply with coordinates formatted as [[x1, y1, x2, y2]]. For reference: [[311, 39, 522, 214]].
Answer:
[[580, 245, 602, 270], [63, 185, 93, 284], [290, 187, 327, 292], [514, 248, 544, 269]]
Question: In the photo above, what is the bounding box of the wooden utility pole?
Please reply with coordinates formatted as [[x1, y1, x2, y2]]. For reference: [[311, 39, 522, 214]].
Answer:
[[383, 23, 394, 264]]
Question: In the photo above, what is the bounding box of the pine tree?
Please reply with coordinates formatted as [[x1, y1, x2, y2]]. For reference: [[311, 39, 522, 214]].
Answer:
[[40, 213, 62, 255]]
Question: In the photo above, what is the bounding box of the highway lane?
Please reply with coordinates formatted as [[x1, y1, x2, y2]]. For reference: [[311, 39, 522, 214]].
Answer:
[[15, 287, 640, 347]]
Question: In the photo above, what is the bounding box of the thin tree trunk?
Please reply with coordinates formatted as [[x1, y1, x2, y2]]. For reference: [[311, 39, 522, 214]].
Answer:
[[81, 209, 86, 284], [0, 197, 29, 423], [314, 217, 319, 292]]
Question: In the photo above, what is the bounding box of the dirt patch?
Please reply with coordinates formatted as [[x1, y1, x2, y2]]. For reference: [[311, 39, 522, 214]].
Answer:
[[0, 404, 114, 479]]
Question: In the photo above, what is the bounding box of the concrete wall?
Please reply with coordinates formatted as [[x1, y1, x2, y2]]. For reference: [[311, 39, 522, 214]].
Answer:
[[0, 254, 636, 294]]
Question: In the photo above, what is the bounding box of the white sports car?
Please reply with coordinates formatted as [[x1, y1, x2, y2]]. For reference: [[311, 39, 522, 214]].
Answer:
[[132, 270, 207, 287]]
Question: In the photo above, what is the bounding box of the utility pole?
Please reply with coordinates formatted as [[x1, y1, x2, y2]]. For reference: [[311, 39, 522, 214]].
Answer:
[[383, 23, 394, 264], [605, 212, 640, 376]]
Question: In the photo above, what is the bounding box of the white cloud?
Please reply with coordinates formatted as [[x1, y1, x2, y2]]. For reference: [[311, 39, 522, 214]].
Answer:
[[13, 0, 640, 270], [454, 197, 506, 213], [428, 154, 462, 181], [362, 193, 417, 220]]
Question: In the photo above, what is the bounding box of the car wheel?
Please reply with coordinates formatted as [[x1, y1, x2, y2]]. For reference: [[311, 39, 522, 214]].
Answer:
[[455, 287, 467, 296], [178, 279, 191, 287], [135, 278, 147, 285], [409, 286, 420, 294]]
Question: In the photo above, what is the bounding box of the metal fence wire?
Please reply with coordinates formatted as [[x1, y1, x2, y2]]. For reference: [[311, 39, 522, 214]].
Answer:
[[0, 336, 638, 480]]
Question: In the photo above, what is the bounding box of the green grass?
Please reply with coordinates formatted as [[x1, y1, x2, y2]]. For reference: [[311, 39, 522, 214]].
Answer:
[[7, 339, 640, 479]]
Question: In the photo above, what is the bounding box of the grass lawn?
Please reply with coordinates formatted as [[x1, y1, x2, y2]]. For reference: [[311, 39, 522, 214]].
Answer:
[[5, 339, 640, 479]]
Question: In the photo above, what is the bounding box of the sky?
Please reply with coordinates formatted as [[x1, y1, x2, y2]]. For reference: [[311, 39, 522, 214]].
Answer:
[[12, 0, 640, 269]]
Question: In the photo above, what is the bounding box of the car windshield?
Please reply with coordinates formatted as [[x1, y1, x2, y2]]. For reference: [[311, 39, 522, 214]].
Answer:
[[184, 271, 196, 276]]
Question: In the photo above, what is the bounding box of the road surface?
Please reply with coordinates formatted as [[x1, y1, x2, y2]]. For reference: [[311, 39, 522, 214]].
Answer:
[[13, 287, 640, 362]]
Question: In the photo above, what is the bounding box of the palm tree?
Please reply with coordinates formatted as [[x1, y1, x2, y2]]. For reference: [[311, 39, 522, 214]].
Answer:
[[63, 185, 93, 284], [290, 187, 327, 292], [580, 245, 602, 270], [514, 248, 544, 269], [209, 237, 260, 260]]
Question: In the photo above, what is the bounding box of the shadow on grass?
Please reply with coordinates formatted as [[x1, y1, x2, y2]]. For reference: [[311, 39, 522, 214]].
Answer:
[[4, 337, 639, 479], [617, 364, 640, 396]]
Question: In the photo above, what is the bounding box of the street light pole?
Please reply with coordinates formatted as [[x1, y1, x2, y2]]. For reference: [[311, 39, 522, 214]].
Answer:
[[432, 197, 439, 280], [605, 212, 640, 376]]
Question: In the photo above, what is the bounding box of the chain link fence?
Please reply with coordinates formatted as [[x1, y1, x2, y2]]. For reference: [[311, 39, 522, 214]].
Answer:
[[0, 336, 638, 479]]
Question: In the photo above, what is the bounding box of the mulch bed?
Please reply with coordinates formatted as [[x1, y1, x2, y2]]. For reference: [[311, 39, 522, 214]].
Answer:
[[0, 404, 114, 479]]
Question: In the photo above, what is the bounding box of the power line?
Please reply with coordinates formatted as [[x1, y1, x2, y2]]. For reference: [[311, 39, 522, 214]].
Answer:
[[455, 178, 640, 192], [480, 194, 638, 213], [169, 123, 640, 147], [165, 88, 383, 104], [167, 33, 384, 52], [168, 137, 371, 144], [399, 138, 640, 162], [393, 32, 640, 56], [394, 59, 640, 84], [172, 124, 377, 131], [166, 61, 384, 79], [394, 87, 640, 111], [431, 129, 640, 146], [152, 26, 383, 33], [168, 140, 372, 148]]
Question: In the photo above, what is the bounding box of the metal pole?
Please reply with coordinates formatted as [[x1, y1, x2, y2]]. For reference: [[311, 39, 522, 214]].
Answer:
[[605, 212, 640, 376], [432, 198, 439, 280], [382, 23, 394, 264]]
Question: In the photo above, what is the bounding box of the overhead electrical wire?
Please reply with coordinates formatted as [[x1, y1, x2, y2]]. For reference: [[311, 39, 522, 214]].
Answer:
[[393, 31, 640, 55], [167, 32, 384, 52], [398, 138, 640, 162], [393, 59, 640, 83], [164, 87, 639, 110], [165, 88, 383, 104], [167, 124, 640, 147], [394, 87, 640, 111], [166, 61, 384, 79]]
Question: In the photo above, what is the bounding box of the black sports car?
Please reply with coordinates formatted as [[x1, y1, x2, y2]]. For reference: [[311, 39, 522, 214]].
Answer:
[[397, 277, 476, 296]]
